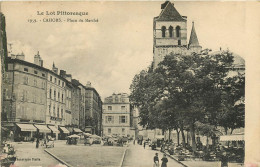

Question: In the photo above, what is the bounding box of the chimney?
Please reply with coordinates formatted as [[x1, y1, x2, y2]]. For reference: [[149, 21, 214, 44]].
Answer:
[[11, 54, 16, 59], [15, 52, 25, 60], [86, 81, 91, 87], [52, 62, 58, 74], [60, 70, 66, 78], [34, 51, 43, 67], [65, 74, 72, 82]]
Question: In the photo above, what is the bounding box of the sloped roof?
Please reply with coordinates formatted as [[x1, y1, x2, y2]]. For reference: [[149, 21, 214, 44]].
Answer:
[[188, 22, 201, 48], [232, 53, 245, 66], [156, 1, 186, 22], [209, 51, 245, 67]]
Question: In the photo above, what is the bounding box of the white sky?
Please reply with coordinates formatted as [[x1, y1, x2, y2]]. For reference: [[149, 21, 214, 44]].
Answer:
[[2, 1, 247, 100]]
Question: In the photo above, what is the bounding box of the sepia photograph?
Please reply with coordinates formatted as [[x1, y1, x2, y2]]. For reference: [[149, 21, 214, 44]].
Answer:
[[0, 1, 259, 167]]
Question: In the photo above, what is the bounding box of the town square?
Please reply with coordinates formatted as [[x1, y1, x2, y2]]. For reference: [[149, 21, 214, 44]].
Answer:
[[0, 1, 259, 167]]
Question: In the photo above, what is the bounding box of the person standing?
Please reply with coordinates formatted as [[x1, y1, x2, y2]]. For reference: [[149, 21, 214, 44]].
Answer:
[[36, 138, 39, 148], [144, 141, 146, 149], [161, 154, 168, 167], [153, 153, 159, 167], [220, 151, 229, 167]]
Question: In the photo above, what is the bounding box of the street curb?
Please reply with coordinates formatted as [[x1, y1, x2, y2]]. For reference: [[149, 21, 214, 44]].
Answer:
[[164, 152, 189, 167], [44, 149, 74, 167], [156, 149, 188, 167], [119, 148, 127, 167]]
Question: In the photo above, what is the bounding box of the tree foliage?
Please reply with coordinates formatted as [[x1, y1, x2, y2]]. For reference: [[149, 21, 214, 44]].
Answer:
[[129, 51, 245, 151]]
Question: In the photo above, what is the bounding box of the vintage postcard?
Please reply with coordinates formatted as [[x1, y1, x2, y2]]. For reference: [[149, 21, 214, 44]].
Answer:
[[0, 1, 259, 167]]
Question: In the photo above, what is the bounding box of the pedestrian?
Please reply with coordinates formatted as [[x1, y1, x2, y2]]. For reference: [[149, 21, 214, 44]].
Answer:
[[36, 138, 39, 148], [144, 141, 146, 149], [153, 153, 159, 167], [161, 154, 168, 167], [220, 151, 228, 167], [133, 139, 135, 145], [44, 137, 47, 146]]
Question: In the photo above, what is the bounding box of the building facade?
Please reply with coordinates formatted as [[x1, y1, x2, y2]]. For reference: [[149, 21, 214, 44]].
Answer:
[[84, 82, 103, 135], [2, 54, 49, 140], [46, 63, 67, 127], [71, 80, 81, 128], [1, 11, 8, 140], [103, 93, 131, 137], [153, 1, 202, 69], [2, 52, 105, 140]]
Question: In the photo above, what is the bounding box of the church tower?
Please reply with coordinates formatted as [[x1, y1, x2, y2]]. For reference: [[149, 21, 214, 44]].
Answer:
[[153, 1, 202, 69], [188, 21, 202, 53]]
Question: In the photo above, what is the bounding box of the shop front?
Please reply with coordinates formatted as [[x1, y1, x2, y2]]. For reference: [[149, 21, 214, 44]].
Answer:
[[73, 128, 83, 134], [34, 124, 51, 139], [59, 126, 70, 140], [15, 123, 37, 142], [48, 125, 60, 140], [219, 133, 244, 163]]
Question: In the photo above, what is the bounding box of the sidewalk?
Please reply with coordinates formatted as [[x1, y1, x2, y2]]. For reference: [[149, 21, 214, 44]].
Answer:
[[163, 151, 244, 167], [11, 141, 62, 167]]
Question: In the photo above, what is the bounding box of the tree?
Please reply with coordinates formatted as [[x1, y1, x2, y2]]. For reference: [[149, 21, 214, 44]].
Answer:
[[130, 51, 243, 152], [217, 73, 245, 134]]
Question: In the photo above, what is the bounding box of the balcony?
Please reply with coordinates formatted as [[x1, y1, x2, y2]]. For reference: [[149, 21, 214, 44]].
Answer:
[[50, 116, 62, 122]]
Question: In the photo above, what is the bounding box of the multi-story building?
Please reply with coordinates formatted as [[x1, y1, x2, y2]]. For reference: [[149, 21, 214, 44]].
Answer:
[[102, 93, 131, 137], [46, 63, 67, 128], [1, 11, 8, 140], [84, 82, 102, 135], [60, 71, 82, 134], [3, 53, 48, 140], [71, 80, 81, 128], [71, 79, 86, 130]]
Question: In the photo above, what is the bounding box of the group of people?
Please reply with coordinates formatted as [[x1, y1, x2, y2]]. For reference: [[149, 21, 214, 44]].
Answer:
[[35, 135, 53, 148], [153, 153, 168, 167]]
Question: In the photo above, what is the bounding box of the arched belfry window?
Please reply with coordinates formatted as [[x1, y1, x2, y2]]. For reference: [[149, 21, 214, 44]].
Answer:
[[169, 26, 173, 37], [176, 26, 181, 38], [161, 26, 166, 38]]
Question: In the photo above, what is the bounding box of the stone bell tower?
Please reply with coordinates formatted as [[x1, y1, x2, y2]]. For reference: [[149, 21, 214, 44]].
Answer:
[[153, 1, 202, 69], [153, 1, 188, 69]]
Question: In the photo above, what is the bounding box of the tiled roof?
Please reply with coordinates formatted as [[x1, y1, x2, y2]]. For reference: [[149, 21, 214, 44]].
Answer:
[[156, 1, 186, 22], [188, 22, 201, 48]]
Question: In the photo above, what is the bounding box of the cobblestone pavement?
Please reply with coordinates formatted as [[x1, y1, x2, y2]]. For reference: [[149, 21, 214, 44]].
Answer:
[[11, 141, 62, 167], [46, 140, 126, 167], [122, 143, 184, 167]]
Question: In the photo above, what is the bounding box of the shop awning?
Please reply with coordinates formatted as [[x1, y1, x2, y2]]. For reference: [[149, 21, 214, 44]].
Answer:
[[48, 126, 60, 133], [59, 127, 70, 134], [16, 123, 37, 132], [34, 124, 51, 133], [73, 128, 82, 133], [220, 134, 244, 141]]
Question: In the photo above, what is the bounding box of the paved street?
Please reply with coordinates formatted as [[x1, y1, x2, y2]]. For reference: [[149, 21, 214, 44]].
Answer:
[[46, 140, 126, 167], [12, 142, 61, 167], [122, 144, 183, 167], [9, 141, 244, 167]]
